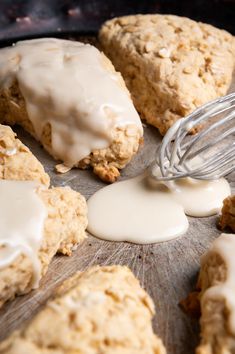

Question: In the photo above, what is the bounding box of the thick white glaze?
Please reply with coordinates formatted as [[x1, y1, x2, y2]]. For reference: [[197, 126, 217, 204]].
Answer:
[[87, 174, 230, 244], [0, 180, 47, 287], [0, 38, 143, 166], [170, 177, 230, 217], [201, 233, 235, 334]]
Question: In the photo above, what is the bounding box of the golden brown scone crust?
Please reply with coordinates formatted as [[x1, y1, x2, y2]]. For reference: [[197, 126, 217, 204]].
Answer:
[[0, 266, 166, 354], [219, 195, 235, 232], [99, 14, 235, 135], [0, 124, 49, 186], [0, 54, 142, 183], [196, 234, 235, 354]]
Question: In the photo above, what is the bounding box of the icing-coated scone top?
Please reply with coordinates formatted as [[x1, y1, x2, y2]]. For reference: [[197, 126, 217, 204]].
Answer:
[[0, 180, 47, 288], [0, 38, 143, 172]]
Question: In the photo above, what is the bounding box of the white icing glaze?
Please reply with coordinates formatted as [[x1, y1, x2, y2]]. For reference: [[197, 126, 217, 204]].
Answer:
[[87, 174, 230, 244], [0, 38, 143, 166], [0, 180, 47, 287], [201, 233, 235, 334]]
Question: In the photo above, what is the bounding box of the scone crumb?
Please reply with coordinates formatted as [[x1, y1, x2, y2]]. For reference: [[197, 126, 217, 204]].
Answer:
[[94, 164, 120, 183], [55, 163, 72, 174]]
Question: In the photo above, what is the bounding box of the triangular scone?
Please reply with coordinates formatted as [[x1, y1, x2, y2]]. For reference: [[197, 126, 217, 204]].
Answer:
[[196, 234, 235, 353], [0, 266, 166, 354], [0, 38, 143, 183], [99, 15, 235, 135], [0, 124, 87, 308]]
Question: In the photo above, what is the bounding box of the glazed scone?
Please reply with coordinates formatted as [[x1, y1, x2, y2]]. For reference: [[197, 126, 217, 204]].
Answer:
[[99, 14, 235, 135], [0, 38, 143, 183], [0, 185, 87, 308], [0, 124, 49, 186], [219, 195, 235, 232], [196, 233, 235, 354], [0, 266, 166, 354], [0, 123, 87, 307]]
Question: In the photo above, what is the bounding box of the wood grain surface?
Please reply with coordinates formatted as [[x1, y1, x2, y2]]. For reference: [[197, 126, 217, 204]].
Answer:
[[0, 81, 234, 354]]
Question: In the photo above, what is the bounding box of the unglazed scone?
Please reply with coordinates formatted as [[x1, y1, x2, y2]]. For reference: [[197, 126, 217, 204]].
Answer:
[[219, 195, 235, 232], [196, 233, 235, 354], [0, 38, 143, 183], [0, 124, 49, 186], [0, 266, 166, 354], [99, 14, 235, 135]]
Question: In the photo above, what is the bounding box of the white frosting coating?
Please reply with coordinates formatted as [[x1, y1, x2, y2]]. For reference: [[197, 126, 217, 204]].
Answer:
[[0, 180, 47, 287], [0, 38, 143, 167], [201, 233, 235, 334], [87, 174, 230, 244]]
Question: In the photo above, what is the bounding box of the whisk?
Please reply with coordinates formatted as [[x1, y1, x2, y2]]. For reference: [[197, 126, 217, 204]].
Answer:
[[149, 92, 235, 181]]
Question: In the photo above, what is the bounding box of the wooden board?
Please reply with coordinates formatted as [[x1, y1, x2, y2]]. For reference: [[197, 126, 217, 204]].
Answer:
[[0, 84, 234, 354]]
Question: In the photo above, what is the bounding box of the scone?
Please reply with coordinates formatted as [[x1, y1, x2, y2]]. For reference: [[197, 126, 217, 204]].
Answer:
[[196, 233, 235, 354], [0, 184, 87, 308], [0, 38, 143, 183], [0, 266, 166, 354], [0, 125, 87, 308], [219, 195, 235, 232], [99, 14, 235, 135], [0, 124, 49, 186]]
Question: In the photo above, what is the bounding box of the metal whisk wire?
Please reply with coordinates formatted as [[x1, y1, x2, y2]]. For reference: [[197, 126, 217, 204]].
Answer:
[[150, 92, 235, 181]]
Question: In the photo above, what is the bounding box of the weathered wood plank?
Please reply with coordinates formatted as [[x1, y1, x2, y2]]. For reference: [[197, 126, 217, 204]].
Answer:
[[0, 81, 234, 354]]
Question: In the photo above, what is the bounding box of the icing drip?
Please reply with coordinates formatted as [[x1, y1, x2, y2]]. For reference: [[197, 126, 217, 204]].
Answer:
[[0, 180, 47, 288]]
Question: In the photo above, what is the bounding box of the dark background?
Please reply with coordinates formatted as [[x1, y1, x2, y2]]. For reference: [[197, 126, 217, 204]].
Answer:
[[0, 0, 234, 45]]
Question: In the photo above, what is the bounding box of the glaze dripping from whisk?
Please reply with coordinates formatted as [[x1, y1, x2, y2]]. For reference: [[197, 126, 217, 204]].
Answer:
[[87, 172, 230, 244]]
